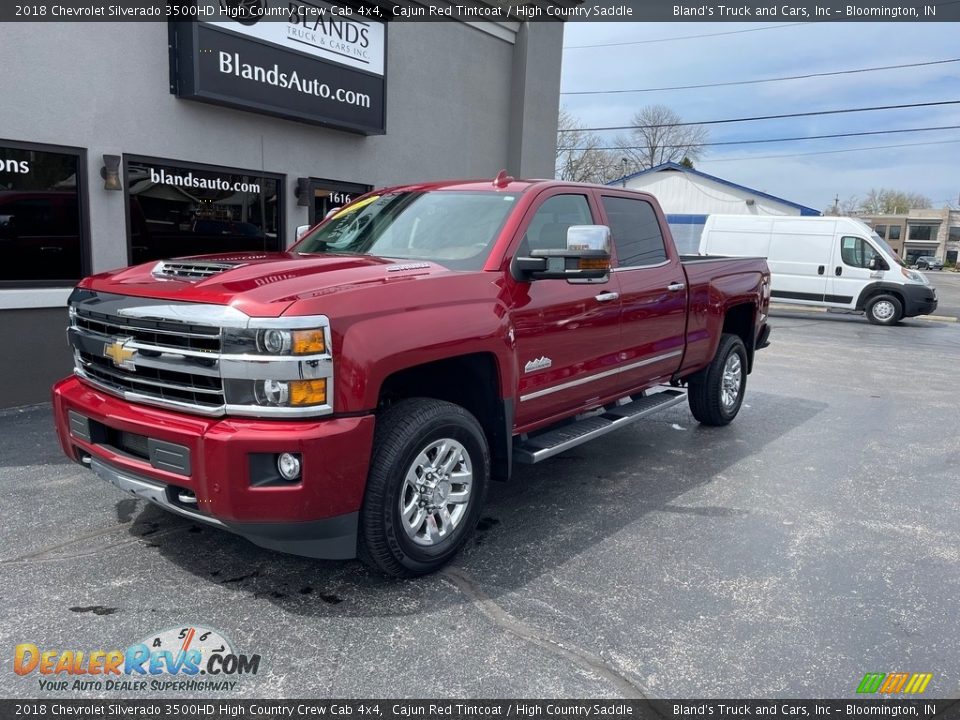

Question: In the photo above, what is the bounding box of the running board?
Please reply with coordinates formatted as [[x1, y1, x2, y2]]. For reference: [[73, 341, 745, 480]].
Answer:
[[513, 389, 687, 464]]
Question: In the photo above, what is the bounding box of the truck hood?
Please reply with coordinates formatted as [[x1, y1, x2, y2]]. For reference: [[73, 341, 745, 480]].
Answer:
[[78, 252, 446, 317]]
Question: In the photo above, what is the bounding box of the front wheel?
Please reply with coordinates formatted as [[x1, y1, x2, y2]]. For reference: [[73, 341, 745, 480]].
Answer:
[[687, 333, 748, 426], [865, 294, 903, 326], [358, 398, 489, 578]]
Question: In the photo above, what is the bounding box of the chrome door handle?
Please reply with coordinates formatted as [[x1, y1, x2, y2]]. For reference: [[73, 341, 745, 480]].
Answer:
[[595, 291, 619, 303], [667, 282, 686, 292]]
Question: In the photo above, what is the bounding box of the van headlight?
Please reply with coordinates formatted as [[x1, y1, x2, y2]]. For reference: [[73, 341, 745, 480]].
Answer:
[[901, 267, 928, 284]]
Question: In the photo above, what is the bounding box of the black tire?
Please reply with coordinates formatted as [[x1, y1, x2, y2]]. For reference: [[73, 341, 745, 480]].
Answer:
[[358, 398, 489, 578], [865, 294, 903, 326], [687, 333, 748, 427]]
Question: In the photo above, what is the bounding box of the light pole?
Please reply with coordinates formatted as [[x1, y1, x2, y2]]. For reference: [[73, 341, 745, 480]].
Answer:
[[621, 157, 628, 188]]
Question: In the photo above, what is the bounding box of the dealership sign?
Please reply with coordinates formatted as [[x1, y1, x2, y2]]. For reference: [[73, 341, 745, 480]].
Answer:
[[169, 1, 386, 134]]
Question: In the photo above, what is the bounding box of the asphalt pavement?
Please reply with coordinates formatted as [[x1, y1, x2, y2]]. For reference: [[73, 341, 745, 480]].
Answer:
[[2, 312, 959, 699]]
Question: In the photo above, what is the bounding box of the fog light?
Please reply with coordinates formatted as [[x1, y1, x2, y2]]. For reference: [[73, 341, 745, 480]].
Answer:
[[277, 452, 302, 481]]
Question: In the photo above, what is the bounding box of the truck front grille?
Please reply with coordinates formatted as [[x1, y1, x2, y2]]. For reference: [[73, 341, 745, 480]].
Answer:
[[66, 289, 334, 418]]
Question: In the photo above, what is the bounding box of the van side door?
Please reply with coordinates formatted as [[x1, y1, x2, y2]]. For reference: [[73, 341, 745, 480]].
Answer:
[[827, 235, 884, 309]]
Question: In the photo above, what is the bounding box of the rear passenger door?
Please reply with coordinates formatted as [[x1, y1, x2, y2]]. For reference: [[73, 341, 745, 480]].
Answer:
[[599, 193, 687, 393]]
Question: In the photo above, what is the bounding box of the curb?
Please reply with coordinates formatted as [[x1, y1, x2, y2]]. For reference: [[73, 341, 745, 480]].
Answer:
[[770, 304, 958, 323]]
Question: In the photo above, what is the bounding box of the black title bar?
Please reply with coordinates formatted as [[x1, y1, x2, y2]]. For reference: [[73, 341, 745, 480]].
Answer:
[[0, 699, 957, 720], [2, 1, 960, 21]]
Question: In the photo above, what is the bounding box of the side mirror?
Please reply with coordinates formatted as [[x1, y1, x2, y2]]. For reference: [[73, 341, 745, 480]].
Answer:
[[868, 257, 887, 271], [514, 225, 612, 281], [295, 224, 311, 241]]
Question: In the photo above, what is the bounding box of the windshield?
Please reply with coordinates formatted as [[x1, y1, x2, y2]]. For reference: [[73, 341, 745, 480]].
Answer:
[[295, 191, 520, 271], [871, 233, 906, 267]]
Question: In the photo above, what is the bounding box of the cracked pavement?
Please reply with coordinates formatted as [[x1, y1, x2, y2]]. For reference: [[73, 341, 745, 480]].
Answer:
[[2, 311, 959, 699]]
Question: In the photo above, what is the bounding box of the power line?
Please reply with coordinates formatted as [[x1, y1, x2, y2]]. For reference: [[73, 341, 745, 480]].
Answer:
[[573, 100, 960, 132], [702, 138, 960, 163], [560, 57, 960, 96], [563, 23, 808, 49], [573, 125, 960, 150]]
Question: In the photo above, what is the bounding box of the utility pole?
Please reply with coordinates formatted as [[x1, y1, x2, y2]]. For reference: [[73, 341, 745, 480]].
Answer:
[[833, 195, 839, 215]]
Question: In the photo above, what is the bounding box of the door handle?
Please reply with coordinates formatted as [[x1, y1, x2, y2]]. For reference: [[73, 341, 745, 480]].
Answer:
[[817, 265, 825, 275], [835, 266, 843, 276], [666, 282, 686, 292], [595, 291, 619, 303]]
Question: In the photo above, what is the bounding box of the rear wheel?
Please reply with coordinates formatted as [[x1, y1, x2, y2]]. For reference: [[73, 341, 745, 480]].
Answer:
[[358, 398, 489, 578], [687, 333, 748, 427], [865, 294, 902, 325]]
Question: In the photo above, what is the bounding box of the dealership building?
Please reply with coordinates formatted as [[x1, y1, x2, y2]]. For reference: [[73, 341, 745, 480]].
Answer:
[[0, 13, 563, 407]]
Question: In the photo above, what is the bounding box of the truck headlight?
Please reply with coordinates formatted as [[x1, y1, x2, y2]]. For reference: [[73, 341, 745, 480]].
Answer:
[[255, 379, 327, 407], [256, 328, 326, 355]]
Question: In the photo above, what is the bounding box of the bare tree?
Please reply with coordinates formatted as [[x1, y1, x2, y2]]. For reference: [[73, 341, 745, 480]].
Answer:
[[555, 108, 618, 184], [615, 105, 708, 172], [860, 188, 932, 214]]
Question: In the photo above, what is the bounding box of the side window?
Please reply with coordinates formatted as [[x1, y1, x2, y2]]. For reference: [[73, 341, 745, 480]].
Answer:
[[600, 196, 667, 267], [520, 194, 592, 254], [840, 236, 879, 268]]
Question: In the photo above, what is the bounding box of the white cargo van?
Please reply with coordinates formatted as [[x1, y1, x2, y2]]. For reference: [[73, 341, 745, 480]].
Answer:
[[699, 215, 938, 325]]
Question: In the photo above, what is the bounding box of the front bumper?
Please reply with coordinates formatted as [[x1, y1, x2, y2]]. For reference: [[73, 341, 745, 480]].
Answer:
[[902, 284, 938, 318], [53, 376, 376, 559]]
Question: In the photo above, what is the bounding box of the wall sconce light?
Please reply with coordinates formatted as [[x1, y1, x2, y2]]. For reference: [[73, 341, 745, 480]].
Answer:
[[745, 198, 756, 206], [100, 155, 122, 191], [295, 177, 311, 207]]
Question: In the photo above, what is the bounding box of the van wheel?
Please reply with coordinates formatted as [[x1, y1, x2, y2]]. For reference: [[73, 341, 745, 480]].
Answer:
[[687, 333, 747, 427], [358, 398, 489, 578], [865, 294, 902, 325]]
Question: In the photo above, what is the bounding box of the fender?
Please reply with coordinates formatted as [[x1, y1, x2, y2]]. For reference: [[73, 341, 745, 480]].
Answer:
[[854, 281, 906, 310]]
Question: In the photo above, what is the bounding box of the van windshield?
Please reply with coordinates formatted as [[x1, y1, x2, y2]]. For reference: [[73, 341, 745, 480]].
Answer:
[[294, 191, 519, 271], [871, 233, 906, 266]]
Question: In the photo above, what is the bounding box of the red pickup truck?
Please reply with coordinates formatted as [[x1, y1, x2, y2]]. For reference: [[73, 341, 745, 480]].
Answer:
[[53, 177, 771, 577]]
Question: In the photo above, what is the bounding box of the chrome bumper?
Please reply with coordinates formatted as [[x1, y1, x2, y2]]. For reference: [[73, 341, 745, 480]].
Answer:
[[88, 456, 225, 528]]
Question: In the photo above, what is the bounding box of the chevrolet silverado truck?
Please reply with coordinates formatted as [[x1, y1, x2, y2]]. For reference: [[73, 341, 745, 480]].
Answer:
[[53, 176, 771, 577]]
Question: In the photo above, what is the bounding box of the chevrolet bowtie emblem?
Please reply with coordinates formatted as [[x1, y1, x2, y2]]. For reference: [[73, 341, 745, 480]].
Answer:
[[103, 337, 137, 371]]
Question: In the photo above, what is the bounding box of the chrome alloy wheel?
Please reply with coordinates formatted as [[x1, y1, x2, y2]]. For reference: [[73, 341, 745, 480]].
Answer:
[[872, 300, 896, 321], [399, 438, 473, 547], [720, 353, 743, 411]]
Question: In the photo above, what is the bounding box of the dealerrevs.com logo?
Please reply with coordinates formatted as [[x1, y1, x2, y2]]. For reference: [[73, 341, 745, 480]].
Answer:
[[14, 625, 261, 693]]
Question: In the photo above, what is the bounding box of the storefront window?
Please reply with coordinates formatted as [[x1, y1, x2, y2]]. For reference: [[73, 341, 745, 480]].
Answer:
[[126, 158, 282, 265], [0, 141, 86, 285], [907, 224, 937, 241], [308, 179, 372, 226]]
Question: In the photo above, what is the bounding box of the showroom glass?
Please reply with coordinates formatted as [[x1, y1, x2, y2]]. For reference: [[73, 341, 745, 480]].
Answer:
[[126, 160, 281, 265], [0, 145, 84, 283], [600, 195, 667, 267], [296, 191, 520, 271]]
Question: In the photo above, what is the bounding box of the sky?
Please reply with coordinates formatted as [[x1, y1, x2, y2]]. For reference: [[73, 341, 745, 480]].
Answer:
[[558, 22, 960, 212]]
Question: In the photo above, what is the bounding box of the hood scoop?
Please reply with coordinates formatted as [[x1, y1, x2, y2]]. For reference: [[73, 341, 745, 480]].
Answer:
[[152, 260, 246, 281]]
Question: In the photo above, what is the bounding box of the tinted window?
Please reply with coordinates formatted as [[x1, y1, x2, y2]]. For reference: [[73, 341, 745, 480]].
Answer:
[[887, 225, 902, 240], [0, 143, 85, 284], [600, 196, 667, 267], [908, 224, 936, 241], [874, 224, 886, 238], [519, 194, 593, 254], [840, 236, 880, 268], [126, 159, 282, 265]]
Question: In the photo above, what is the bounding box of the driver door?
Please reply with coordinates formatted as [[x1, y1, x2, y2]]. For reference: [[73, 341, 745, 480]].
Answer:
[[507, 190, 623, 431]]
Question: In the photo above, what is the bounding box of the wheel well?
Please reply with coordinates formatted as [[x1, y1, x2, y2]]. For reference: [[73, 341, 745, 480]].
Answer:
[[857, 286, 904, 311], [722, 303, 756, 372], [378, 353, 512, 481]]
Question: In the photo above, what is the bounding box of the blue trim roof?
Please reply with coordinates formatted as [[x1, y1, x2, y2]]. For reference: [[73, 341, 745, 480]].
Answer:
[[609, 161, 821, 216], [666, 214, 708, 225]]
